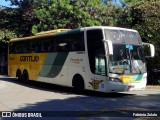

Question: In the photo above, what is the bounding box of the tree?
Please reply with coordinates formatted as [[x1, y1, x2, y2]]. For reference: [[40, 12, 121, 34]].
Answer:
[[132, 0, 160, 48], [0, 29, 17, 41], [32, 0, 102, 34], [32, 0, 122, 34], [0, 0, 37, 37], [0, 0, 122, 37]]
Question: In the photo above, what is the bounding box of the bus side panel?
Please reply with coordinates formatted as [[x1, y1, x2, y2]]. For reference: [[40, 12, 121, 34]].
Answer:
[[67, 52, 86, 87], [83, 54, 107, 91], [83, 28, 107, 92], [37, 52, 69, 86], [8, 53, 47, 80], [8, 54, 18, 77]]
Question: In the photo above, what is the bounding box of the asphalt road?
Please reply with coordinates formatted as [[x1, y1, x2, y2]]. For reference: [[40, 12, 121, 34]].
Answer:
[[0, 75, 160, 120]]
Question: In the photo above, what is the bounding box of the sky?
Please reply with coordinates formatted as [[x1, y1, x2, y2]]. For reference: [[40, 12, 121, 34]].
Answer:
[[0, 0, 121, 8], [0, 0, 11, 7], [0, 0, 16, 8]]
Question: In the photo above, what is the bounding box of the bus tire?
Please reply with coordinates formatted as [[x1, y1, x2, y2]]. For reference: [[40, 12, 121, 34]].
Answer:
[[22, 70, 29, 83], [16, 70, 22, 81], [72, 75, 84, 92]]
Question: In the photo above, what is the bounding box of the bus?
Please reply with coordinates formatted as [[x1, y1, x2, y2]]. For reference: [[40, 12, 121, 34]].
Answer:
[[8, 26, 155, 93]]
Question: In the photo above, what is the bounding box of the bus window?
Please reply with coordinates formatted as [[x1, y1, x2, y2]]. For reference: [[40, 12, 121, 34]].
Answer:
[[47, 43, 52, 52], [9, 43, 15, 54], [87, 29, 105, 74], [68, 32, 84, 51], [55, 35, 68, 52], [23, 41, 30, 53], [41, 40, 48, 52], [15, 42, 22, 53], [95, 48, 106, 75], [30, 41, 38, 53]]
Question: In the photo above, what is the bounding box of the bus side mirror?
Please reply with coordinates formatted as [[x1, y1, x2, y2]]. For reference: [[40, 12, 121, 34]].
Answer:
[[103, 40, 113, 55], [142, 42, 155, 58]]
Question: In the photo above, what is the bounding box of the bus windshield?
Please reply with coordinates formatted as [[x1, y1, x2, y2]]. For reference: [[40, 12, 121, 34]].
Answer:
[[109, 44, 146, 74], [104, 29, 142, 45], [104, 29, 146, 74]]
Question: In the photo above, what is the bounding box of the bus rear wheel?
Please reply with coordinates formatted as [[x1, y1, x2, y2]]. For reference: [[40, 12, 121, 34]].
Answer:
[[16, 70, 22, 81], [22, 70, 29, 83]]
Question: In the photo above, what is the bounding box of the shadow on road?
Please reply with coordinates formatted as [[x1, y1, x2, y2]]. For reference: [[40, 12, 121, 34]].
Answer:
[[0, 76, 134, 98], [1, 76, 160, 120], [1, 92, 160, 120]]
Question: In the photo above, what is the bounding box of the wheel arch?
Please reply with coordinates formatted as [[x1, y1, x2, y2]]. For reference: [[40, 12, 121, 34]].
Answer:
[[72, 74, 85, 89], [16, 69, 22, 80], [16, 69, 21, 76]]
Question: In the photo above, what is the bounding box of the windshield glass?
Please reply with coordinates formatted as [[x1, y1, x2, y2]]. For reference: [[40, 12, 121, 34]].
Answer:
[[109, 44, 146, 74], [104, 29, 142, 45]]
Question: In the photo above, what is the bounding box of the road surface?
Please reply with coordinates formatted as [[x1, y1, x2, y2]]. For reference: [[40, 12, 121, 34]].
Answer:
[[0, 75, 160, 120]]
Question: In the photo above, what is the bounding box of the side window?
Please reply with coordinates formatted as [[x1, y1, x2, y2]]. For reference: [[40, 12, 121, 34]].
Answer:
[[40, 38, 54, 52], [9, 42, 15, 54], [21, 39, 41, 53], [41, 40, 48, 52], [30, 41, 38, 53], [33, 39, 44, 53], [22, 41, 30, 53], [10, 41, 29, 54], [69, 32, 84, 51], [15, 42, 22, 53], [87, 29, 105, 75], [95, 48, 106, 75], [48, 39, 54, 52], [55, 35, 68, 52]]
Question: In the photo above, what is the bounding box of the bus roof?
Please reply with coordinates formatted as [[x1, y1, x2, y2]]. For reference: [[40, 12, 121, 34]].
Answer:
[[10, 26, 138, 42], [36, 29, 70, 35], [10, 29, 70, 42], [83, 26, 138, 32]]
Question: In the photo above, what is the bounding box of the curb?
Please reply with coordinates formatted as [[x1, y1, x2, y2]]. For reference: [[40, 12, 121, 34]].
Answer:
[[146, 85, 160, 89]]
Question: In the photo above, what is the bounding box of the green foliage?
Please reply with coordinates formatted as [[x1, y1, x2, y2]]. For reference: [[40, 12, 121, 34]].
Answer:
[[1, 0, 160, 51], [33, 0, 99, 33], [1, 0, 121, 36], [32, 0, 120, 33], [0, 29, 17, 41], [0, 0, 36, 37]]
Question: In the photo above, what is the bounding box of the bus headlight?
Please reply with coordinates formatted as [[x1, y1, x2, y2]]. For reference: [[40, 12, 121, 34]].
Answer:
[[109, 77, 122, 83]]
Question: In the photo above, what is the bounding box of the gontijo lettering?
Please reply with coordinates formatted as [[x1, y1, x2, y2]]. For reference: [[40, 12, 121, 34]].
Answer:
[[20, 56, 39, 62]]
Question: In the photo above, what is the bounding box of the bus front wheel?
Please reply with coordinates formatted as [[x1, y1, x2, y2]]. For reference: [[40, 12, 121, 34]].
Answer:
[[72, 75, 84, 92]]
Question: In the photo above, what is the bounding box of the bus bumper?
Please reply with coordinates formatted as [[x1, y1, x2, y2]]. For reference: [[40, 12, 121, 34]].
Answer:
[[126, 81, 147, 91], [106, 81, 129, 92], [106, 79, 147, 92]]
